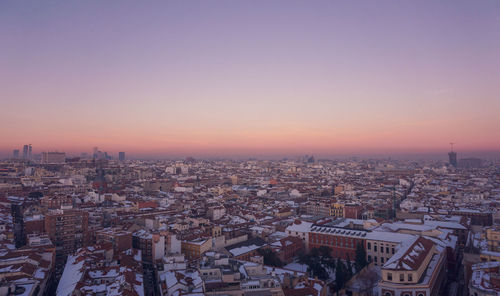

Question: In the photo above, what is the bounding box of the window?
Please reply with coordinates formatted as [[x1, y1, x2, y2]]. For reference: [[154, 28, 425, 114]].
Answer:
[[385, 293, 392, 296], [381, 257, 384, 263], [381, 246, 384, 253], [399, 274, 404, 282], [417, 294, 424, 296], [368, 242, 371, 250], [374, 256, 377, 263], [374, 245, 377, 252], [392, 248, 395, 254], [386, 247, 389, 253], [387, 273, 392, 281], [368, 255, 372, 262]]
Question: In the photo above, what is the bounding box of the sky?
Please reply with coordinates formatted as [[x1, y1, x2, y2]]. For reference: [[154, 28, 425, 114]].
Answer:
[[1, 0, 499, 159]]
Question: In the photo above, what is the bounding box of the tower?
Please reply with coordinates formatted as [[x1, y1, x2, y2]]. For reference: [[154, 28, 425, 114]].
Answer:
[[448, 143, 457, 167], [118, 152, 125, 161], [22, 145, 29, 159]]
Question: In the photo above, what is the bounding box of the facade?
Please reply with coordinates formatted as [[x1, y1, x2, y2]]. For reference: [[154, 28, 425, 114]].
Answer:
[[448, 151, 457, 167], [96, 227, 133, 254], [44, 209, 90, 273], [330, 203, 344, 218], [132, 230, 165, 262], [272, 236, 304, 264], [309, 225, 368, 261], [119, 151, 125, 161], [344, 204, 363, 219], [181, 238, 211, 259], [22, 145, 29, 160], [286, 220, 312, 251], [378, 237, 446, 296], [365, 232, 416, 266]]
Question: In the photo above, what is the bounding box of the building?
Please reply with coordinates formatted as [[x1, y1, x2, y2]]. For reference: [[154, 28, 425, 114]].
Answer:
[[181, 238, 212, 259], [378, 237, 446, 296], [344, 204, 363, 219], [365, 232, 416, 266], [56, 245, 144, 296], [448, 151, 457, 167], [132, 230, 165, 262], [41, 152, 66, 164], [207, 206, 225, 221], [271, 236, 304, 263], [330, 203, 344, 218], [225, 237, 267, 261], [458, 158, 483, 169], [0, 244, 55, 296], [286, 220, 313, 251], [309, 225, 368, 261], [44, 209, 90, 274], [118, 151, 125, 161], [468, 261, 500, 296], [12, 149, 19, 159], [22, 145, 29, 160], [96, 227, 133, 254]]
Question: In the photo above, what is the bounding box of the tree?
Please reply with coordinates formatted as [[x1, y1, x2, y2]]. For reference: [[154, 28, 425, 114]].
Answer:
[[319, 246, 332, 259], [355, 243, 368, 273], [335, 258, 346, 293], [345, 254, 353, 279], [310, 261, 329, 281], [310, 247, 320, 257], [258, 248, 284, 267]]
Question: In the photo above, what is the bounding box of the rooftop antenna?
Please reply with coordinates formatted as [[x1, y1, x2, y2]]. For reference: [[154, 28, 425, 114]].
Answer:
[[449, 142, 454, 152]]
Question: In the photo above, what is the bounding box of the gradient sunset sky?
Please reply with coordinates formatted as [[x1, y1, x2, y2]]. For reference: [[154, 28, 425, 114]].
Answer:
[[1, 0, 499, 158]]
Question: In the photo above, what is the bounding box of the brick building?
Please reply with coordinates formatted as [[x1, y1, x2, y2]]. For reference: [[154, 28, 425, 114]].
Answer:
[[309, 225, 368, 261], [44, 209, 89, 274]]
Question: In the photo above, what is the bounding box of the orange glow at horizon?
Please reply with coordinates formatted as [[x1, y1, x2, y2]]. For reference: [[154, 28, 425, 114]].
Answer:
[[1, 1, 499, 157]]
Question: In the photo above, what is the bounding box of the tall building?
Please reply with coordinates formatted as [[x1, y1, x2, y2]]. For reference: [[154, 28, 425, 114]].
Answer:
[[448, 144, 457, 167], [118, 151, 125, 161], [12, 149, 19, 159], [448, 151, 457, 167], [41, 152, 66, 164], [28, 144, 32, 160], [22, 145, 29, 159], [45, 209, 89, 274]]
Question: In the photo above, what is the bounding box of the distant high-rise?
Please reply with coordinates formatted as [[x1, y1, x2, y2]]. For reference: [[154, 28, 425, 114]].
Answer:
[[448, 143, 457, 167], [28, 144, 32, 160], [22, 145, 29, 159], [41, 152, 66, 164], [12, 149, 19, 159], [118, 152, 125, 161]]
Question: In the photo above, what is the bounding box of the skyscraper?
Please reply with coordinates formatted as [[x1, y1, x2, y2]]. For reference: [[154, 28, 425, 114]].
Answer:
[[12, 149, 19, 159], [119, 152, 125, 161], [22, 145, 28, 159], [28, 144, 32, 160], [448, 143, 457, 167]]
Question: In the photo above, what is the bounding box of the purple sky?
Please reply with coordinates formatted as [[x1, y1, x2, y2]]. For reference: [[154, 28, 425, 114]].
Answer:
[[1, 1, 499, 159]]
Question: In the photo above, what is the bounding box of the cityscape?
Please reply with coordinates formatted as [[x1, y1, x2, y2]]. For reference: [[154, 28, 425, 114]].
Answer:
[[1, 1, 500, 296]]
